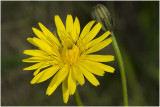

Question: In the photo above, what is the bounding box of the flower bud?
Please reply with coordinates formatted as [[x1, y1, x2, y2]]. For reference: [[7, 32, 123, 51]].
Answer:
[[91, 4, 113, 32]]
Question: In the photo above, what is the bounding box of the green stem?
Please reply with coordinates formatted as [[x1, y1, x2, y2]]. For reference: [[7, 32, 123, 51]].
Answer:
[[74, 89, 83, 106], [110, 32, 128, 106]]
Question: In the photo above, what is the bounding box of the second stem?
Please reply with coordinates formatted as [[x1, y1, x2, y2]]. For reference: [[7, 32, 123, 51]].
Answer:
[[111, 32, 128, 106]]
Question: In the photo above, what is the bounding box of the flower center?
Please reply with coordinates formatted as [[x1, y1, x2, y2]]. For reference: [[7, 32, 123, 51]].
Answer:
[[61, 44, 80, 65]]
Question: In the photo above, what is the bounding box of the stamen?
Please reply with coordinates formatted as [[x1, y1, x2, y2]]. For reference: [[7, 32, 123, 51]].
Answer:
[[61, 44, 80, 65]]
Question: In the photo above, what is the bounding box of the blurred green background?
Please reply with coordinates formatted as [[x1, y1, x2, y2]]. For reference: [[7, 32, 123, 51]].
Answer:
[[1, 1, 159, 106]]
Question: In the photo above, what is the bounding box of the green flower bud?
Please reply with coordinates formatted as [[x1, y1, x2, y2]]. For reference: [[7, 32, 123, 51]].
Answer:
[[91, 4, 113, 32]]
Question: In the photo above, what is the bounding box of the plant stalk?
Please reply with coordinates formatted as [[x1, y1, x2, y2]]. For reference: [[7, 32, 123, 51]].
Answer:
[[74, 89, 83, 106], [110, 32, 128, 106]]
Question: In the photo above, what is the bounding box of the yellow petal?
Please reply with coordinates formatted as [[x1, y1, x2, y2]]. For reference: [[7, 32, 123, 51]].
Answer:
[[85, 55, 114, 62], [38, 22, 61, 47], [78, 65, 100, 86], [37, 66, 60, 83], [23, 50, 47, 57], [86, 38, 112, 54], [23, 62, 43, 70], [31, 37, 57, 55], [27, 38, 38, 47], [32, 27, 45, 40], [55, 15, 65, 32], [54, 15, 66, 43], [83, 23, 102, 43], [32, 37, 50, 51], [31, 65, 57, 83], [84, 60, 115, 73], [22, 57, 45, 63], [66, 14, 73, 33], [62, 77, 69, 103], [46, 65, 69, 95], [80, 21, 95, 39], [72, 17, 80, 42], [33, 62, 51, 76], [86, 31, 110, 49], [33, 67, 42, 76], [22, 56, 55, 63], [33, 24, 60, 52], [30, 69, 44, 84], [68, 68, 76, 95], [72, 66, 85, 86], [80, 60, 105, 76]]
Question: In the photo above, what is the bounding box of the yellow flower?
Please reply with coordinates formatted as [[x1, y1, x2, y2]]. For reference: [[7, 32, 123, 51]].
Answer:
[[23, 14, 115, 103]]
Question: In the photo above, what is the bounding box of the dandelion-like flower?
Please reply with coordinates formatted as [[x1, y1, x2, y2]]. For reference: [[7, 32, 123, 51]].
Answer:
[[23, 14, 115, 103]]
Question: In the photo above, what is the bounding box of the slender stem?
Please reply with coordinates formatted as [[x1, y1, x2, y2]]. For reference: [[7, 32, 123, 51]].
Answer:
[[110, 32, 128, 106], [74, 89, 83, 106]]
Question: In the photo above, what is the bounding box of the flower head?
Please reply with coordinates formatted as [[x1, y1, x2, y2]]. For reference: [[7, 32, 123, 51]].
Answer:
[[23, 14, 115, 103]]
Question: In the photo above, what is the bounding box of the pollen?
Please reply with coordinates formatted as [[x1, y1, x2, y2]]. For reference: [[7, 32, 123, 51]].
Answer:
[[61, 44, 80, 65]]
